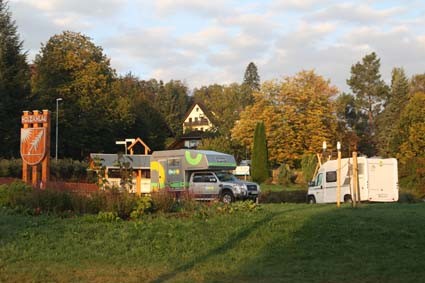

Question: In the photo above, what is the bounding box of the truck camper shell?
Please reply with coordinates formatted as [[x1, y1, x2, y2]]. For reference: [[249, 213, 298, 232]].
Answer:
[[150, 149, 237, 191]]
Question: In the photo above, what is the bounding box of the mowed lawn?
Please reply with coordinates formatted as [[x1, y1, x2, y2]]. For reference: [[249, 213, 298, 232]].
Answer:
[[1, 203, 425, 283]]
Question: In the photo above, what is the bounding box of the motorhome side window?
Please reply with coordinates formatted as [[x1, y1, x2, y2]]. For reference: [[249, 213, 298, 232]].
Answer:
[[326, 171, 337, 183], [316, 173, 323, 187], [168, 158, 180, 168]]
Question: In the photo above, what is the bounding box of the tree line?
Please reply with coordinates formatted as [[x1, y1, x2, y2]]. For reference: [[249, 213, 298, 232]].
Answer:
[[1, 1, 424, 195]]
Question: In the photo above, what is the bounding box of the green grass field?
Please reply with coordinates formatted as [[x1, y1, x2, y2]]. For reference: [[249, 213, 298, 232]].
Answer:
[[1, 203, 425, 283]]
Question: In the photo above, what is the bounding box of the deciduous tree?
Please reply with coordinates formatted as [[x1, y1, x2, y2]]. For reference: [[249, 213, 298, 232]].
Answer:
[[232, 70, 338, 166], [31, 31, 133, 158]]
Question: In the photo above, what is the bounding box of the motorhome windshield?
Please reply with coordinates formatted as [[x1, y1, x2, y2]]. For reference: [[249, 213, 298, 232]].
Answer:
[[216, 172, 238, 182]]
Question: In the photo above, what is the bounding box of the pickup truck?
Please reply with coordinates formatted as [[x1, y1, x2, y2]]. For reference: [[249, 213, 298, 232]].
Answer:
[[189, 171, 260, 203]]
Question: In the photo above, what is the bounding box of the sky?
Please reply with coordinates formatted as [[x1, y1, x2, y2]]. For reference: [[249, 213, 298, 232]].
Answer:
[[7, 0, 425, 92]]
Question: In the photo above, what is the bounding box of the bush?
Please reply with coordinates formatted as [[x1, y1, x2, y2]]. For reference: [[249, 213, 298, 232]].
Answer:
[[0, 158, 22, 178], [259, 190, 308, 203], [301, 154, 317, 184], [97, 211, 121, 222], [277, 164, 293, 186], [50, 159, 90, 182], [0, 181, 33, 208], [0, 182, 263, 220], [130, 195, 153, 219]]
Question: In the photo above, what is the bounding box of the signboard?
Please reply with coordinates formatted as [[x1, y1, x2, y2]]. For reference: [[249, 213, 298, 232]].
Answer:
[[20, 127, 47, 165]]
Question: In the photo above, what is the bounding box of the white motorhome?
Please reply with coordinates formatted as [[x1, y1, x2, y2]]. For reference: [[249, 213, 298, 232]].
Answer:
[[307, 157, 398, 204]]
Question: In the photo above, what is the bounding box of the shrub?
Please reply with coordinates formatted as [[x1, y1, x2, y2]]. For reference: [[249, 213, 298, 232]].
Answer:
[[215, 200, 260, 214], [301, 154, 317, 184], [277, 164, 293, 186], [97, 211, 121, 222], [50, 159, 90, 182], [0, 181, 33, 208], [130, 195, 153, 219], [0, 158, 22, 178], [150, 190, 179, 213], [259, 190, 308, 203]]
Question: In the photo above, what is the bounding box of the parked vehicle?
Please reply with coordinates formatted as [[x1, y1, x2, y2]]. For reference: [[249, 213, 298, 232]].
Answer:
[[151, 149, 260, 203], [307, 157, 398, 204]]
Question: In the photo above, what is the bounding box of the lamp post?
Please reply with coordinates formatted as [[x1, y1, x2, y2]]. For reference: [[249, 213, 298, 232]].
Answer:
[[337, 141, 341, 208], [55, 98, 63, 161], [116, 140, 127, 154], [322, 141, 327, 164]]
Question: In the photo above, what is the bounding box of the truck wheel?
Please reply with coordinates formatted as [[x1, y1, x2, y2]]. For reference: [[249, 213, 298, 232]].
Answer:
[[221, 191, 234, 204], [344, 195, 352, 203], [308, 196, 316, 204]]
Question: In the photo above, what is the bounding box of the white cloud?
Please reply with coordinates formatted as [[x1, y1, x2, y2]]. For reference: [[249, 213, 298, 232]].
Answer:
[[153, 0, 229, 18], [310, 3, 405, 24], [6, 0, 425, 92]]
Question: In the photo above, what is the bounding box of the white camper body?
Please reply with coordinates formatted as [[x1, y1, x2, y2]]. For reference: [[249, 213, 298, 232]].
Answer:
[[307, 157, 398, 204]]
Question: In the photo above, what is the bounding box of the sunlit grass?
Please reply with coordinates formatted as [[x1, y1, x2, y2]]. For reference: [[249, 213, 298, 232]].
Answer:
[[1, 203, 425, 282]]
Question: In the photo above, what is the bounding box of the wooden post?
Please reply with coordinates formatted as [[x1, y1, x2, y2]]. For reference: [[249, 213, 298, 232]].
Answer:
[[22, 111, 30, 183], [337, 148, 341, 208], [41, 110, 50, 187], [31, 110, 40, 187], [352, 151, 358, 207], [136, 170, 141, 196]]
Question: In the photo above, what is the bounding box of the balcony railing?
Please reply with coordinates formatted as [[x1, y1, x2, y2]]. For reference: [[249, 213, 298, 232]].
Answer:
[[184, 119, 210, 127]]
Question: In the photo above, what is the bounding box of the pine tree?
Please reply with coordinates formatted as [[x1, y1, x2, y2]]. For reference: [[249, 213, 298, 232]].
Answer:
[[243, 62, 260, 92], [251, 122, 269, 184], [0, 0, 30, 157], [376, 67, 409, 156], [347, 52, 389, 156]]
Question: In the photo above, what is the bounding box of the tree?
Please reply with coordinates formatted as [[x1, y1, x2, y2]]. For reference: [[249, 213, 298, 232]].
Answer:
[[0, 0, 30, 157], [232, 70, 338, 166], [409, 74, 425, 95], [243, 62, 260, 92], [31, 31, 133, 159], [154, 80, 189, 137], [111, 75, 169, 150], [251, 122, 269, 183], [347, 52, 389, 156], [193, 83, 254, 137], [376, 68, 409, 156], [396, 92, 425, 196]]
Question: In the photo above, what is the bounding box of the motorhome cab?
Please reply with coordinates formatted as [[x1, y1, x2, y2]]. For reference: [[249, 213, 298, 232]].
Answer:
[[307, 157, 399, 204]]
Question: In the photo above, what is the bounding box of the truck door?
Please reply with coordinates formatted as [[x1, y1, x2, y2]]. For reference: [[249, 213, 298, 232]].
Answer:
[[310, 173, 324, 203], [191, 172, 220, 199], [324, 171, 337, 203]]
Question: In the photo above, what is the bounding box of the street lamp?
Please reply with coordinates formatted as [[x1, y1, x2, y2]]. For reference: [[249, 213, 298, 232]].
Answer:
[[116, 140, 127, 154], [337, 141, 341, 208], [55, 98, 63, 161]]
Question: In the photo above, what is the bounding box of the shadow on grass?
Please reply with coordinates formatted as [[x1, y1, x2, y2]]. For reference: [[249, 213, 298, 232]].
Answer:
[[150, 206, 316, 283], [221, 203, 425, 283]]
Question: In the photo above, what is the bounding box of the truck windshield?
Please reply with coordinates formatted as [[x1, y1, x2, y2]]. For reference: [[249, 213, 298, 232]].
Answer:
[[216, 172, 238, 182]]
